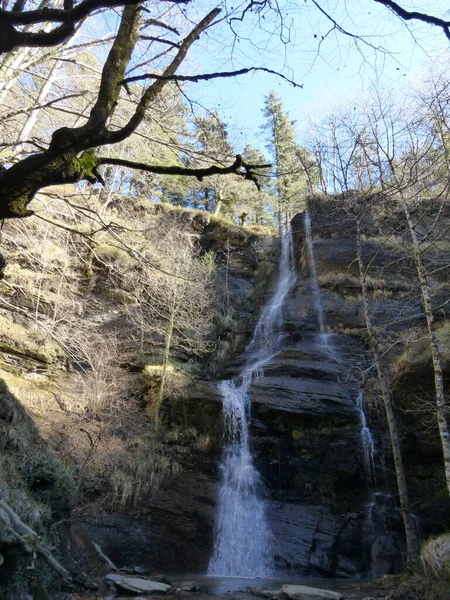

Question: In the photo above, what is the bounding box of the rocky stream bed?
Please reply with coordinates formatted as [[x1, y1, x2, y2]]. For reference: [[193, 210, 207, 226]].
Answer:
[[69, 573, 385, 600]]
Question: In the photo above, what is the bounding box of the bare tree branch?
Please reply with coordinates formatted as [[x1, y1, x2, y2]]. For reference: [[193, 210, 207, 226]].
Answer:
[[0, 0, 189, 52], [97, 154, 272, 187], [122, 66, 303, 88], [373, 0, 450, 42]]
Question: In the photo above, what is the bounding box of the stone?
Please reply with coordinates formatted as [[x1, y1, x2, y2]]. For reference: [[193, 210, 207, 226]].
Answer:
[[114, 576, 171, 595], [180, 581, 200, 592], [105, 573, 124, 588], [84, 580, 99, 591], [106, 573, 124, 581], [153, 575, 173, 585], [134, 566, 148, 574], [281, 584, 344, 600], [246, 588, 278, 598]]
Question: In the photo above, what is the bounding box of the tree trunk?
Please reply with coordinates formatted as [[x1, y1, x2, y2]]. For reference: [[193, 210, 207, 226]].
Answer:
[[239, 212, 248, 226], [213, 197, 222, 216], [356, 222, 419, 567], [402, 201, 450, 497], [156, 306, 175, 428], [15, 62, 59, 157]]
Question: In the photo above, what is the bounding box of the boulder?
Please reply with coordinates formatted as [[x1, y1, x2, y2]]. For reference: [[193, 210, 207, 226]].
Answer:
[[246, 588, 278, 598], [281, 584, 343, 600], [180, 581, 200, 592], [114, 576, 171, 595]]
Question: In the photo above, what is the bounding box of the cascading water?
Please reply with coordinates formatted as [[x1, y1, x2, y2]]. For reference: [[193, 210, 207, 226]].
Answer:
[[356, 390, 376, 484], [208, 231, 297, 578], [304, 209, 325, 332]]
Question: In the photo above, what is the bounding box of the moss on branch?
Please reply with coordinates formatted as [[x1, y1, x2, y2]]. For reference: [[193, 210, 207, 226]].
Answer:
[[0, 149, 102, 219]]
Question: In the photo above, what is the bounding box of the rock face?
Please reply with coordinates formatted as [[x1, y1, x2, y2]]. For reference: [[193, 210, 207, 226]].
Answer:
[[249, 330, 371, 576], [78, 203, 449, 580], [81, 210, 404, 579], [78, 231, 278, 576]]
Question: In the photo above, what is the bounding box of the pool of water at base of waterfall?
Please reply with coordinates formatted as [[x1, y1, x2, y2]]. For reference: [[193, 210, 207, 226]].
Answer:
[[69, 574, 384, 600]]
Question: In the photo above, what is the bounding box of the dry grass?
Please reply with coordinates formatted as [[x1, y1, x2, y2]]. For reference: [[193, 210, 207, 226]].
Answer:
[[110, 435, 182, 506], [395, 322, 450, 372], [0, 369, 58, 418], [421, 533, 450, 576], [318, 271, 387, 290]]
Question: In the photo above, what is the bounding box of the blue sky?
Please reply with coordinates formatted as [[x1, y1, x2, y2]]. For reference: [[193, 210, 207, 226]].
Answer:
[[184, 0, 449, 152]]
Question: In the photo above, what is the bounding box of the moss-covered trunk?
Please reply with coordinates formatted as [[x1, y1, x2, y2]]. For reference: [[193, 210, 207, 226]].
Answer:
[[0, 4, 141, 219]]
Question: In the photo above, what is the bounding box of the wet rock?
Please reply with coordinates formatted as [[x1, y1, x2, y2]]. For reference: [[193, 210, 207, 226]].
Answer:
[[114, 576, 172, 595], [281, 584, 344, 600], [81, 463, 218, 574], [153, 575, 173, 585], [245, 588, 278, 598], [134, 565, 149, 575], [251, 374, 357, 418], [180, 581, 200, 592], [269, 503, 362, 577], [106, 573, 123, 581], [84, 580, 100, 591]]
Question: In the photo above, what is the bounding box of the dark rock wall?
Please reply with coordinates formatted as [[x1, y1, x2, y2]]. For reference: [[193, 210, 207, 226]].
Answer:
[[3, 202, 448, 586], [119, 205, 449, 579]]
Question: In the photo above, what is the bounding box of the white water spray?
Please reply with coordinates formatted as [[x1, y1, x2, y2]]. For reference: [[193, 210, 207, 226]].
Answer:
[[208, 232, 297, 577], [304, 210, 325, 332], [356, 390, 376, 484]]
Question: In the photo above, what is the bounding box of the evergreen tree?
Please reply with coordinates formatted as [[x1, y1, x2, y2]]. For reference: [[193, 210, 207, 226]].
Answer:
[[262, 91, 316, 233], [238, 144, 275, 225], [195, 111, 234, 214]]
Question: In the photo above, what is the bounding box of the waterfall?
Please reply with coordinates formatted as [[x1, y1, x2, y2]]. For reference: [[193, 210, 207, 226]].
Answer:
[[208, 231, 297, 578], [207, 376, 273, 577], [248, 228, 297, 356], [304, 210, 325, 332], [356, 390, 376, 484]]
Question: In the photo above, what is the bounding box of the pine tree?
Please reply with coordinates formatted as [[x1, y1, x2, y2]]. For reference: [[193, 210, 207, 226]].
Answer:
[[195, 112, 234, 214], [262, 92, 316, 233]]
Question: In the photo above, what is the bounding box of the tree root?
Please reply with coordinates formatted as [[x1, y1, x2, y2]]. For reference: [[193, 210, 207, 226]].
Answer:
[[0, 499, 71, 581]]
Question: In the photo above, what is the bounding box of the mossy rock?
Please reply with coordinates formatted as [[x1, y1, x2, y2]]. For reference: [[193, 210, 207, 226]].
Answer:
[[0, 314, 66, 367]]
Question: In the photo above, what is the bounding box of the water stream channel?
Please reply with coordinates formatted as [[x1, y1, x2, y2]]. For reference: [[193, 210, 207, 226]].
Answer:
[[208, 231, 297, 577]]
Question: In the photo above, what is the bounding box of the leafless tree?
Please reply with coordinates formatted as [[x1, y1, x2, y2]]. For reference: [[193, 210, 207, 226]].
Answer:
[[122, 220, 213, 426], [361, 89, 450, 499]]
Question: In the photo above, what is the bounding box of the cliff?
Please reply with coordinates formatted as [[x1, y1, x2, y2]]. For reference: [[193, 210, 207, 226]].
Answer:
[[0, 199, 277, 597], [0, 196, 449, 597]]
